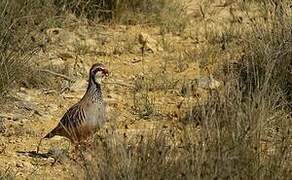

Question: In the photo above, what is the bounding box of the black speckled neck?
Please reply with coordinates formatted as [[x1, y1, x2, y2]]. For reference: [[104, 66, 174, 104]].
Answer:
[[85, 72, 102, 102]]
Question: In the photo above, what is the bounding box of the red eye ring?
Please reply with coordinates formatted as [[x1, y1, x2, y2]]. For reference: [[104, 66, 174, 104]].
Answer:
[[97, 67, 109, 76]]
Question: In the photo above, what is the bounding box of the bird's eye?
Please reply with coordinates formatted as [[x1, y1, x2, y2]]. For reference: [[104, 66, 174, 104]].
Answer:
[[97, 67, 103, 70], [97, 67, 105, 72], [92, 67, 103, 74]]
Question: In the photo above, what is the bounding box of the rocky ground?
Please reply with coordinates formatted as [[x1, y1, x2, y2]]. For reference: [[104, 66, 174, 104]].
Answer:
[[0, 1, 265, 179]]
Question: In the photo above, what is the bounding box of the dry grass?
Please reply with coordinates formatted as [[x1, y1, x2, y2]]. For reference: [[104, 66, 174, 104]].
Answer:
[[54, 0, 189, 34], [1, 0, 292, 179], [0, 0, 57, 97], [76, 1, 292, 180], [0, 0, 188, 97], [81, 72, 291, 179]]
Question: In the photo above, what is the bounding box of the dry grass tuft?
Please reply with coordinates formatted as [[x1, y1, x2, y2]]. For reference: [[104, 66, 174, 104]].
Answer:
[[0, 0, 57, 97]]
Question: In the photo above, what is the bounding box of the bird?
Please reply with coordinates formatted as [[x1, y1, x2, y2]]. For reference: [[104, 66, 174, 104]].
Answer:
[[37, 63, 109, 153]]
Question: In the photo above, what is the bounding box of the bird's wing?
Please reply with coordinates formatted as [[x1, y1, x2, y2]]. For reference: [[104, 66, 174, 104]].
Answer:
[[57, 103, 86, 132], [43, 103, 86, 139]]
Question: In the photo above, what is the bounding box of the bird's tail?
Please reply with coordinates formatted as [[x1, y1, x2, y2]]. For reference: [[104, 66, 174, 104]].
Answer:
[[43, 129, 56, 139]]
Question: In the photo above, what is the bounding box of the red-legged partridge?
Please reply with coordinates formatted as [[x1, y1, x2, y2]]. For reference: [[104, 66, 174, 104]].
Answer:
[[37, 63, 109, 152]]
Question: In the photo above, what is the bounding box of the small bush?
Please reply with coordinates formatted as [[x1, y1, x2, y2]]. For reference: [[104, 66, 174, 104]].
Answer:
[[0, 0, 55, 96], [240, 23, 292, 109], [132, 89, 155, 119], [54, 0, 189, 34]]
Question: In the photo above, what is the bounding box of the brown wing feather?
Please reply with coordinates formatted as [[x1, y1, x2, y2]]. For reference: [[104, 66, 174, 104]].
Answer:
[[45, 103, 86, 142]]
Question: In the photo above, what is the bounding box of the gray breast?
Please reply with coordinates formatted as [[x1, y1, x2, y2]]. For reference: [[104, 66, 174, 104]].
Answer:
[[85, 101, 106, 129]]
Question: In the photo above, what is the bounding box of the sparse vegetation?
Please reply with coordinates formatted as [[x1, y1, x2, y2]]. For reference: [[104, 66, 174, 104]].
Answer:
[[55, 0, 189, 33], [0, 0, 188, 97], [132, 89, 155, 119], [0, 0, 56, 96], [1, 0, 291, 179], [80, 1, 291, 179], [0, 166, 14, 179]]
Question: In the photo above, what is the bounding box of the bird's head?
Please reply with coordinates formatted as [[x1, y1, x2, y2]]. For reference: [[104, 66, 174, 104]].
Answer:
[[90, 63, 109, 84]]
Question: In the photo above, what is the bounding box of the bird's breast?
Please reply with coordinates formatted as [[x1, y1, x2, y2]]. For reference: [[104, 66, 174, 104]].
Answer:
[[84, 102, 106, 129]]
